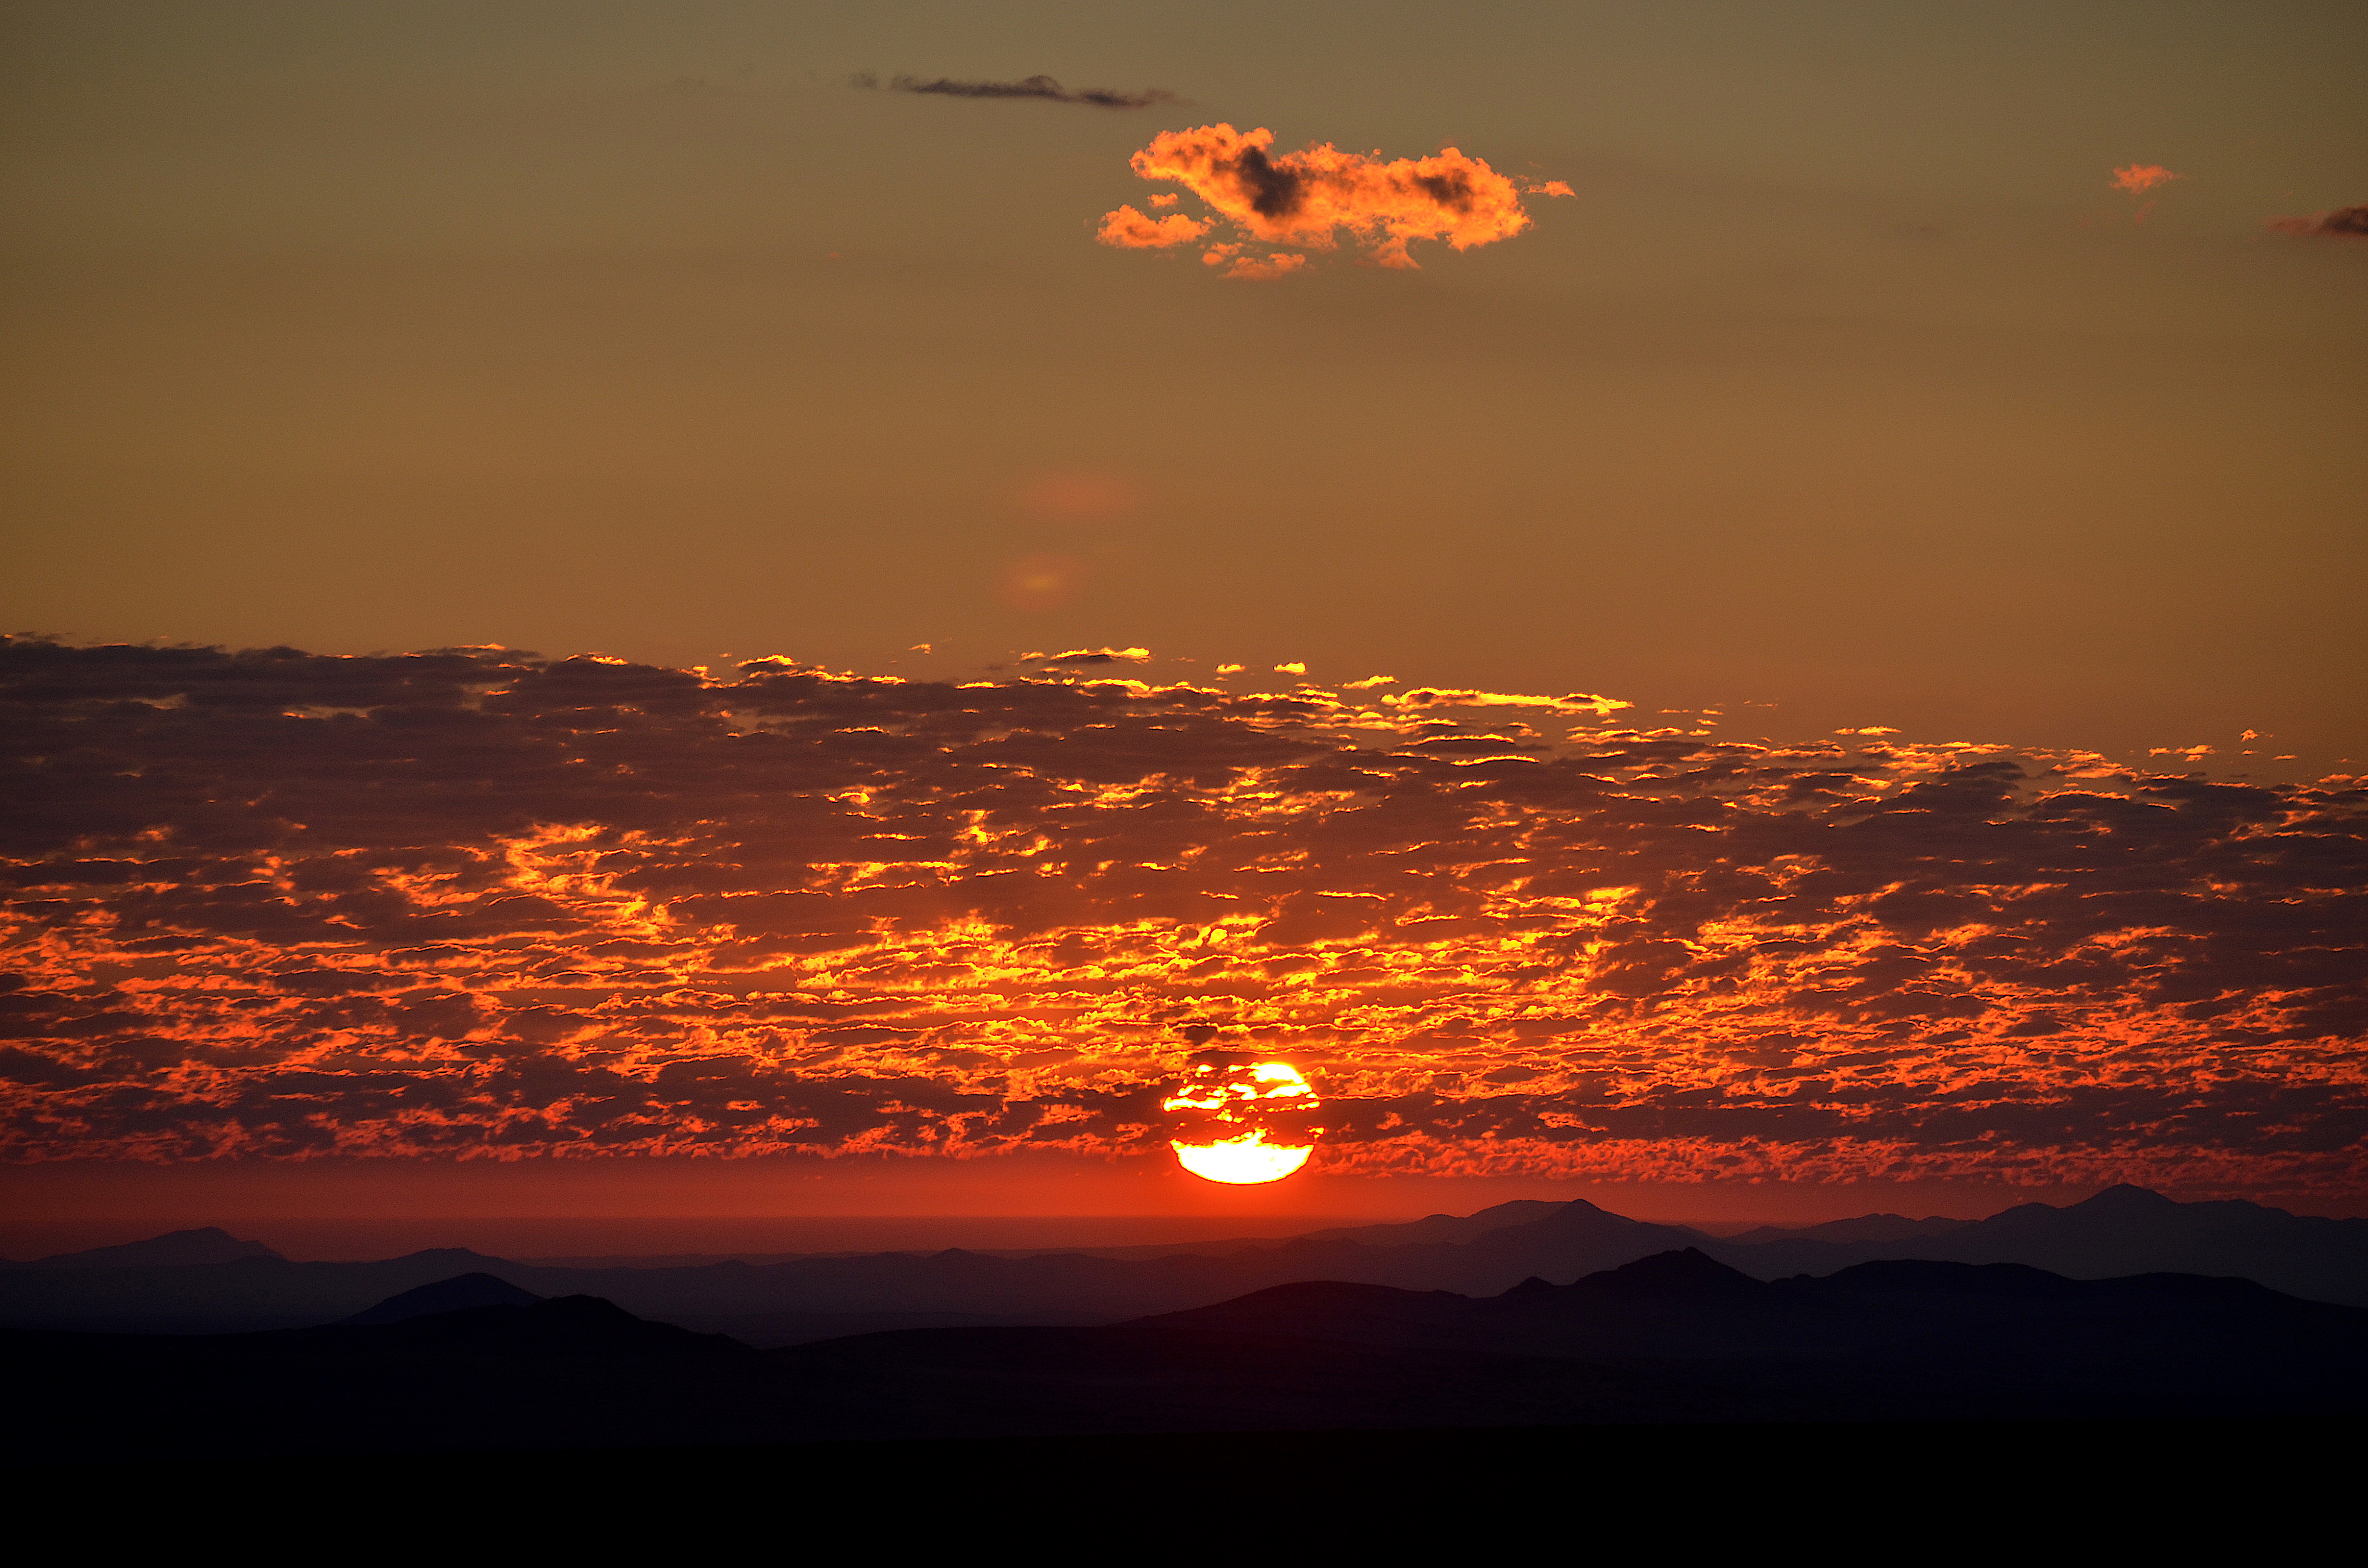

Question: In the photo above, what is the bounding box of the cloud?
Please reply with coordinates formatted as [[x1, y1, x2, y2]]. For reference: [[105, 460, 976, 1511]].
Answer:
[[1098, 123, 1571, 278], [859, 72, 1182, 110], [1025, 647, 1153, 666], [1097, 205, 1209, 249], [2267, 205, 2368, 239], [3, 637, 2362, 1197], [1208, 247, 1306, 280], [1390, 687, 1632, 718], [2111, 164, 2183, 195]]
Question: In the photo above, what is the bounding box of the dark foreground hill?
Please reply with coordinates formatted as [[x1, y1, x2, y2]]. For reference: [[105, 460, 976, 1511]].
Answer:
[[26, 1419, 2356, 1553], [9, 1250, 2364, 1464], [1145, 1247, 2368, 1373]]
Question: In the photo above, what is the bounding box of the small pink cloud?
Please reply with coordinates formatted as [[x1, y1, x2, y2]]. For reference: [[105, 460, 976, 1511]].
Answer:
[[2111, 164, 2183, 195]]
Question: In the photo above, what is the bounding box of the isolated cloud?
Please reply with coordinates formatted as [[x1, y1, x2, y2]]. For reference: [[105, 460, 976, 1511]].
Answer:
[[2110, 164, 2183, 195], [2267, 205, 2368, 239], [860, 72, 1181, 110], [1099, 123, 1571, 277], [2, 639, 2362, 1195]]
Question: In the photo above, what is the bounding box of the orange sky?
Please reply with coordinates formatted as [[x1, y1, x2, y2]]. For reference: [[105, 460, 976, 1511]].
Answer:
[[2, 3, 2363, 1221]]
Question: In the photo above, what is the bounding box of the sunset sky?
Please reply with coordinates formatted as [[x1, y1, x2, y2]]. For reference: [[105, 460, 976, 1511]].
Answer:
[[4, 3, 2363, 1233]]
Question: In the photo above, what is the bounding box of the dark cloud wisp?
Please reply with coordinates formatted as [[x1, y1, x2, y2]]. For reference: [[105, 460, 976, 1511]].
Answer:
[[855, 71, 1183, 110], [2267, 205, 2368, 239]]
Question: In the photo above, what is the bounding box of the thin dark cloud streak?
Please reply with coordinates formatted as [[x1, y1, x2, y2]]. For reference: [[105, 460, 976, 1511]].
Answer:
[[853, 71, 1184, 110], [2267, 204, 2368, 239]]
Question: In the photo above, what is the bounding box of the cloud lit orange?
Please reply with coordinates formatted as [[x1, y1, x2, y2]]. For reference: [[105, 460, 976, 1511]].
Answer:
[[2, 639, 2362, 1200], [1096, 205, 1209, 249], [2110, 164, 2182, 195], [1100, 123, 1568, 276]]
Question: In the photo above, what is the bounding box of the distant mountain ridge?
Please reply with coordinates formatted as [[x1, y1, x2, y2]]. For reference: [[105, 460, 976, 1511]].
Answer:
[[2, 1227, 283, 1271], [2, 1186, 2360, 1337], [1699, 1184, 2368, 1304], [1716, 1213, 1971, 1247]]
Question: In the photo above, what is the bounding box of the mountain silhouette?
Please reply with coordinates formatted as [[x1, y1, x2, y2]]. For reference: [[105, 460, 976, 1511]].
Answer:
[[0, 1245, 520, 1332], [4, 1187, 2361, 1338], [341, 1272, 542, 1325], [1138, 1246, 2368, 1369], [8, 1227, 282, 1271], [0, 1205, 1704, 1335], [1289, 1200, 1572, 1248], [9, 1255, 2364, 1462], [1717, 1213, 1970, 1246], [1704, 1184, 2368, 1303]]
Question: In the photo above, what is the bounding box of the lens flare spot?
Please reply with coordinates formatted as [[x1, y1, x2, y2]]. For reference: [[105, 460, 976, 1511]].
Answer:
[[997, 552, 1088, 611]]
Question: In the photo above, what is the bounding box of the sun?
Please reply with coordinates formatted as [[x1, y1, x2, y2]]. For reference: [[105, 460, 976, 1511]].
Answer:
[[1164, 1059, 1320, 1185], [1173, 1128, 1314, 1184]]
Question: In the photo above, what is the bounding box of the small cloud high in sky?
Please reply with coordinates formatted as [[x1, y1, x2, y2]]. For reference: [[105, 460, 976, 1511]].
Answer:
[[2110, 164, 2183, 195], [1100, 124, 1571, 277], [2108, 163, 2184, 224], [5, 639, 2360, 1198]]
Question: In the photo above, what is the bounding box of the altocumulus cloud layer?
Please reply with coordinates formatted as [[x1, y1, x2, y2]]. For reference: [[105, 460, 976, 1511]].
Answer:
[[3, 640, 2363, 1193]]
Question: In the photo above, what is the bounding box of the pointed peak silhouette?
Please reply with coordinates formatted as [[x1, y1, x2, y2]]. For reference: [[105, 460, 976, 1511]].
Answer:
[[1569, 1248, 1767, 1298], [340, 1272, 542, 1325], [1489, 1199, 1669, 1240], [2074, 1185, 2177, 1212], [360, 1292, 749, 1357]]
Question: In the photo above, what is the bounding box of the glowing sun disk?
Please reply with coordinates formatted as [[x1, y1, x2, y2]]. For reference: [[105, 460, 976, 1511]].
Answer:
[[1171, 1128, 1315, 1185]]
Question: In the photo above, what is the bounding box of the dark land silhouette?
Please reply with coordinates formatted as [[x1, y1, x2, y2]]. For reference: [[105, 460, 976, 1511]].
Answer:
[[5, 1186, 2362, 1340], [8, 1240, 2365, 1464], [338, 1271, 541, 1325], [25, 1417, 2355, 1552]]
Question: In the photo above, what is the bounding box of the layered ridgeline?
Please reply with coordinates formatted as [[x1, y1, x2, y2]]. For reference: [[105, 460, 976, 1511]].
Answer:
[[9, 1244, 2365, 1461], [4, 1186, 2363, 1337]]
